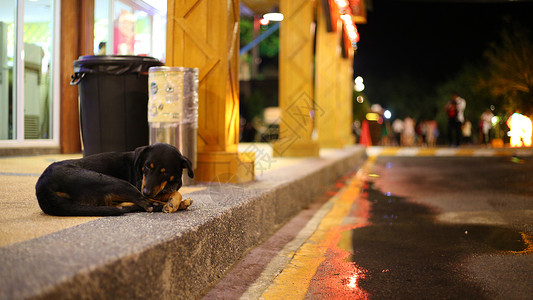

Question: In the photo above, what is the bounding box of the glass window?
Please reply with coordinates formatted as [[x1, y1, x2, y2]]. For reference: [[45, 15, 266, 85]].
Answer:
[[0, 0, 57, 143], [0, 1, 16, 140], [23, 0, 54, 139], [94, 0, 110, 55], [94, 0, 166, 61]]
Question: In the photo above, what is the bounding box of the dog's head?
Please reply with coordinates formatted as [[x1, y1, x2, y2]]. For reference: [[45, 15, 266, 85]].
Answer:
[[134, 143, 194, 198]]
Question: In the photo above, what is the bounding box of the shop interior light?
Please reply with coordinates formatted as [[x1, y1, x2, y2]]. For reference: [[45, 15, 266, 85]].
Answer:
[[507, 112, 532, 147], [259, 18, 270, 26], [340, 14, 352, 21], [263, 13, 284, 22], [366, 113, 380, 121], [334, 1, 360, 47], [335, 0, 349, 8]]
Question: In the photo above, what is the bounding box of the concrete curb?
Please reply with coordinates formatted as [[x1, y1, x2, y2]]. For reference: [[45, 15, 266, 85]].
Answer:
[[0, 146, 367, 300]]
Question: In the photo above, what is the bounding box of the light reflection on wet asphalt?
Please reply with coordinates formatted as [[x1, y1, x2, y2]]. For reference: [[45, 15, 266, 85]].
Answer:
[[305, 157, 532, 299]]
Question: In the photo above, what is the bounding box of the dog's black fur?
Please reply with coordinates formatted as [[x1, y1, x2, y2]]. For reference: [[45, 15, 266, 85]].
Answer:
[[36, 143, 194, 216]]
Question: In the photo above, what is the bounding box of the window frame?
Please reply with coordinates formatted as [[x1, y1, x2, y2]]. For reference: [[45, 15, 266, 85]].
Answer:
[[0, 0, 61, 149]]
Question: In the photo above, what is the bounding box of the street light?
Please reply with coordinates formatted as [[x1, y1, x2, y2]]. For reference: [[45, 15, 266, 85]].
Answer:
[[354, 76, 365, 92]]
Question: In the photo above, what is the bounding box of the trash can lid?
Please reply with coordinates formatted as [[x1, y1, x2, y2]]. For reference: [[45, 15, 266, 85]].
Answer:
[[73, 55, 163, 75]]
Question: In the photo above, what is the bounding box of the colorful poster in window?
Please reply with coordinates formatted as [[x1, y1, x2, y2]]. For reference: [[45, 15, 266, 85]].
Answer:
[[114, 10, 136, 55]]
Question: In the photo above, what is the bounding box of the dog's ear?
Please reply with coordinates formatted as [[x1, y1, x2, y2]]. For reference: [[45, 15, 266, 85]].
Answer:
[[181, 156, 194, 178], [133, 145, 151, 172]]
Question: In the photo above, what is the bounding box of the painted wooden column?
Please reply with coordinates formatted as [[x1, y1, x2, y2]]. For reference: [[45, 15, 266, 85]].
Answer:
[[60, 0, 93, 153], [340, 53, 355, 145], [272, 0, 319, 157], [166, 0, 254, 183], [315, 1, 345, 148]]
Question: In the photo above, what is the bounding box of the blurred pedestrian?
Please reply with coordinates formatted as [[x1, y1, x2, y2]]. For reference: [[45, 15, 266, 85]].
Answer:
[[417, 120, 429, 146], [426, 120, 438, 147], [352, 120, 361, 143], [402, 116, 415, 146], [455, 93, 466, 125], [380, 121, 392, 146], [480, 108, 494, 145], [462, 119, 473, 145], [446, 92, 465, 146], [392, 118, 404, 146]]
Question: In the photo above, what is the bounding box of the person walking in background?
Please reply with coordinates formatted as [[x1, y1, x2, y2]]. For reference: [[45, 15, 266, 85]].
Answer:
[[416, 120, 427, 146], [480, 108, 494, 145], [454, 93, 466, 125], [446, 92, 465, 146], [445, 96, 459, 146], [426, 120, 438, 147], [462, 118, 473, 145], [403, 116, 416, 146], [392, 118, 404, 146]]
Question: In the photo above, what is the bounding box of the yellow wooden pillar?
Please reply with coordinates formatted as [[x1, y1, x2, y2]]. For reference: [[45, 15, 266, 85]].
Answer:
[[315, 2, 345, 148], [340, 53, 355, 145], [166, 0, 254, 183], [272, 0, 319, 157]]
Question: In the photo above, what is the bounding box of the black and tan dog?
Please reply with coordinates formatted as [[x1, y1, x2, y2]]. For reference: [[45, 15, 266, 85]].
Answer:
[[36, 143, 194, 216]]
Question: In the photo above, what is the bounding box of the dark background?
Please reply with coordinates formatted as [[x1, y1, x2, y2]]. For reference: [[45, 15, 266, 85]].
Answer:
[[354, 0, 533, 99]]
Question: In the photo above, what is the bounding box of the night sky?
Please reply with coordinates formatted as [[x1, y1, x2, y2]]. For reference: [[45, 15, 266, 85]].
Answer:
[[354, 0, 533, 85]]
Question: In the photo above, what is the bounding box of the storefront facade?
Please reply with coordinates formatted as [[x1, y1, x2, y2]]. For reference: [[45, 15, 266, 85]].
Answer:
[[0, 0, 166, 154]]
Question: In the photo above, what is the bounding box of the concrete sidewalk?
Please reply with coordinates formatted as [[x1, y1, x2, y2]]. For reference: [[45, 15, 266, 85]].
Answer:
[[0, 143, 367, 300]]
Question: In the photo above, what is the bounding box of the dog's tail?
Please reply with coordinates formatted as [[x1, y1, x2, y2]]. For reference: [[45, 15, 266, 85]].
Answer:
[[36, 175, 125, 217]]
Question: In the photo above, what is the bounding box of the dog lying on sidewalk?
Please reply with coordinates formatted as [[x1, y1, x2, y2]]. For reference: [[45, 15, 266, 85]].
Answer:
[[36, 143, 194, 216]]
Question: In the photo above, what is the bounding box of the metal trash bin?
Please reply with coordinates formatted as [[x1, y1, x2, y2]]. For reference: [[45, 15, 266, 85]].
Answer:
[[71, 55, 163, 156], [148, 67, 199, 185]]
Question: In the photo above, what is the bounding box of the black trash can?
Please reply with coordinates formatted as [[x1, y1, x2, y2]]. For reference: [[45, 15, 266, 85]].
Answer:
[[71, 55, 163, 156]]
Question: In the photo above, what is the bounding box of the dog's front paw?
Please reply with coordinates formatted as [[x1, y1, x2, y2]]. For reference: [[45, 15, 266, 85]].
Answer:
[[163, 192, 182, 213], [162, 192, 193, 213], [149, 201, 165, 212], [178, 198, 193, 210]]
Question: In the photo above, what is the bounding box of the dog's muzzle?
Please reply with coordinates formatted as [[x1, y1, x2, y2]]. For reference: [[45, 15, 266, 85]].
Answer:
[[141, 176, 167, 198]]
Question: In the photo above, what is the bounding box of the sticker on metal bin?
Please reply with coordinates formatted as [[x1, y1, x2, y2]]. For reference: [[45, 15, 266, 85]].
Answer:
[[148, 80, 183, 122], [147, 67, 199, 124], [150, 82, 158, 95]]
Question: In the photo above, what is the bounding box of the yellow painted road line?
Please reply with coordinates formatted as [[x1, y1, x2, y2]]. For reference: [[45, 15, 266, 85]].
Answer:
[[434, 148, 457, 156], [494, 149, 515, 156], [378, 147, 400, 156], [416, 148, 437, 156], [260, 157, 375, 299], [454, 148, 475, 156], [396, 147, 420, 156], [367, 146, 533, 157], [472, 149, 498, 156]]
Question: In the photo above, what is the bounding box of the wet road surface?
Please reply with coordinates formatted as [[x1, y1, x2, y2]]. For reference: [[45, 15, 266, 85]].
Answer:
[[205, 154, 533, 299]]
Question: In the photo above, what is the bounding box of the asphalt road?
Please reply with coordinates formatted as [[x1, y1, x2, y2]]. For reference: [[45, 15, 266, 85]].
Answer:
[[206, 154, 533, 299]]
